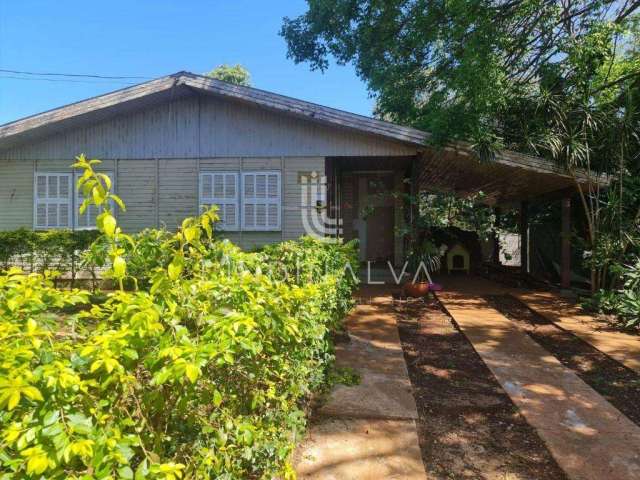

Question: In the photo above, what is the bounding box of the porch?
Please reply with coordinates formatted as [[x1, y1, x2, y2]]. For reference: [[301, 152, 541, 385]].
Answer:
[[325, 146, 589, 289]]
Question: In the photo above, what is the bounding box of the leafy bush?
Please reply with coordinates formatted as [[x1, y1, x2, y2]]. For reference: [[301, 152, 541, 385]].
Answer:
[[0, 229, 100, 284], [584, 257, 640, 329], [0, 156, 358, 479]]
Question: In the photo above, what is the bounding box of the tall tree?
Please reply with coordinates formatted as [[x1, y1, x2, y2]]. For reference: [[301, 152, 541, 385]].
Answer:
[[207, 64, 251, 86], [281, 0, 640, 148]]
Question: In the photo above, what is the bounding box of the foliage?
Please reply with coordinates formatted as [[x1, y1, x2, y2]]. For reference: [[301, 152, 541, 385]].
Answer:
[[0, 155, 358, 479], [206, 64, 251, 86], [281, 0, 640, 147], [584, 257, 640, 329], [0, 229, 100, 283]]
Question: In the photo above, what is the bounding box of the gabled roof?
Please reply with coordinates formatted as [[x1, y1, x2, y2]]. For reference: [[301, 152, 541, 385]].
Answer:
[[0, 71, 428, 151], [0, 71, 602, 197]]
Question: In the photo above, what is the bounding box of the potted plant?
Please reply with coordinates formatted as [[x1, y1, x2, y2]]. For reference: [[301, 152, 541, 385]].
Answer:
[[404, 238, 442, 297]]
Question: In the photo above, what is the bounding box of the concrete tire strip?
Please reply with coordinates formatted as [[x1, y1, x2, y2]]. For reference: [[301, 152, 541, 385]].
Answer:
[[438, 291, 640, 480], [513, 290, 640, 374], [294, 290, 427, 479]]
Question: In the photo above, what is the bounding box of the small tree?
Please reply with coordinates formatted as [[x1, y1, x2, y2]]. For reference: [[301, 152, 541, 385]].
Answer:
[[206, 64, 251, 86]]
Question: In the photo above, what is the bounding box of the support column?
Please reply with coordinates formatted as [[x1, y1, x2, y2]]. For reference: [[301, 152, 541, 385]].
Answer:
[[561, 196, 571, 289], [519, 201, 529, 274], [492, 207, 501, 264]]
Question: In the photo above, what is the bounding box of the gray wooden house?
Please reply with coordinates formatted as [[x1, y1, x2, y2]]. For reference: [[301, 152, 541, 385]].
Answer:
[[0, 71, 583, 279]]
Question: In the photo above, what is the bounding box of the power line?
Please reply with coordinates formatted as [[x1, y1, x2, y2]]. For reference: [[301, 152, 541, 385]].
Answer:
[[0, 69, 151, 80], [0, 75, 139, 85]]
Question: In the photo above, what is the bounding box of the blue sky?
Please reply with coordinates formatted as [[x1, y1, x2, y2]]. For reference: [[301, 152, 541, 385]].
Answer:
[[0, 0, 374, 125]]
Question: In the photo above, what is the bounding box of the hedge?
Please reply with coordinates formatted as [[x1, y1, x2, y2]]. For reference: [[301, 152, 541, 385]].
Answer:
[[0, 156, 359, 479], [0, 229, 100, 284]]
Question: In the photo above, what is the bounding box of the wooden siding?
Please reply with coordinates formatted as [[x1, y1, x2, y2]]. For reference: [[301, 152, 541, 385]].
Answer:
[[0, 90, 410, 249], [1, 95, 417, 160], [0, 159, 33, 230], [117, 159, 157, 232], [0, 155, 326, 250]]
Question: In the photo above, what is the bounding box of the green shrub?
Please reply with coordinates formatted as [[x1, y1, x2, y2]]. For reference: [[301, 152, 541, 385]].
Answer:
[[0, 155, 358, 479], [0, 228, 100, 284], [584, 256, 640, 329]]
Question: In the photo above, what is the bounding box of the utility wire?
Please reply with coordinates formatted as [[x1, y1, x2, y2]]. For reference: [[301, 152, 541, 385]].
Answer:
[[0, 75, 139, 85], [0, 69, 151, 80]]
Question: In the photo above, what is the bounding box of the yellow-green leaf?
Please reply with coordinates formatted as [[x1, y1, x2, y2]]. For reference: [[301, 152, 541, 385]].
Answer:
[[102, 213, 117, 236], [113, 256, 126, 279], [185, 364, 200, 384]]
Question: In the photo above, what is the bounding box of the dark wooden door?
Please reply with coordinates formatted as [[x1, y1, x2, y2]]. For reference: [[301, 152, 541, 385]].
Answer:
[[366, 206, 394, 262]]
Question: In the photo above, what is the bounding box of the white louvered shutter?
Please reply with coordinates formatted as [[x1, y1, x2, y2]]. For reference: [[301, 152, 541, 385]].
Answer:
[[34, 173, 72, 229], [199, 172, 239, 230], [242, 171, 281, 231], [74, 171, 115, 229]]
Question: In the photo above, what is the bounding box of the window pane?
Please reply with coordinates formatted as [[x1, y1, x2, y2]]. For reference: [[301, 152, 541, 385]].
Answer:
[[244, 204, 255, 227], [226, 204, 236, 226], [59, 176, 69, 198], [202, 175, 212, 199], [37, 176, 47, 198], [256, 204, 266, 227], [47, 204, 57, 227], [225, 174, 236, 198], [267, 174, 278, 198], [255, 175, 266, 198], [59, 205, 69, 227], [48, 176, 58, 198], [268, 204, 278, 227], [244, 175, 254, 198], [214, 174, 224, 198], [36, 204, 47, 227]]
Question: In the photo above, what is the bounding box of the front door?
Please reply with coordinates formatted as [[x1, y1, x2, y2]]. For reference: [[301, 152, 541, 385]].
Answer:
[[359, 173, 395, 263]]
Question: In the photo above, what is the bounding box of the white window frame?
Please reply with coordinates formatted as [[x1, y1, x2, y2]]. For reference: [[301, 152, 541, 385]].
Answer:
[[73, 170, 115, 230], [199, 172, 240, 231], [33, 171, 116, 230], [33, 172, 73, 230], [241, 171, 281, 231]]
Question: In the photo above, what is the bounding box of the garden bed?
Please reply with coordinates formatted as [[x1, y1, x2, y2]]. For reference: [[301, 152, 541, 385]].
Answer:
[[395, 296, 567, 479], [485, 294, 640, 427]]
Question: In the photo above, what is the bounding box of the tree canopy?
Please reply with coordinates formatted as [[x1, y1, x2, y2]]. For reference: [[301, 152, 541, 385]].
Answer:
[[281, 1, 640, 152], [206, 64, 252, 86]]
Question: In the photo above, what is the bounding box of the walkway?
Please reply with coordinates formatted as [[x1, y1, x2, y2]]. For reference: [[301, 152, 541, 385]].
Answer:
[[437, 277, 640, 480], [513, 290, 640, 373], [293, 286, 426, 479]]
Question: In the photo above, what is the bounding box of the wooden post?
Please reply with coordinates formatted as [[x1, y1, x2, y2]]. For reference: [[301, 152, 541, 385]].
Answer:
[[561, 196, 571, 289], [520, 201, 529, 274], [493, 207, 501, 264]]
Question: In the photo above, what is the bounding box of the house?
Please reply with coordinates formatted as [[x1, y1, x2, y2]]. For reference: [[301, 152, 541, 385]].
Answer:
[[0, 72, 585, 281]]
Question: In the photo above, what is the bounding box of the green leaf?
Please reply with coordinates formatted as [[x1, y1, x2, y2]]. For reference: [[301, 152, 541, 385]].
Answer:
[[185, 364, 200, 383], [168, 256, 183, 281], [113, 256, 126, 279], [102, 213, 117, 237], [118, 466, 134, 479], [213, 390, 223, 407]]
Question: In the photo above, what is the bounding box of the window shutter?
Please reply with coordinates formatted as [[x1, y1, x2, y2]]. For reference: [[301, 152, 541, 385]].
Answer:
[[199, 172, 239, 231], [34, 173, 72, 229], [242, 171, 281, 231]]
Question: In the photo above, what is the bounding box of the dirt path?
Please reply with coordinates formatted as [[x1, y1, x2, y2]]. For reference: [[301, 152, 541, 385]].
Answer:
[[396, 297, 567, 479]]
